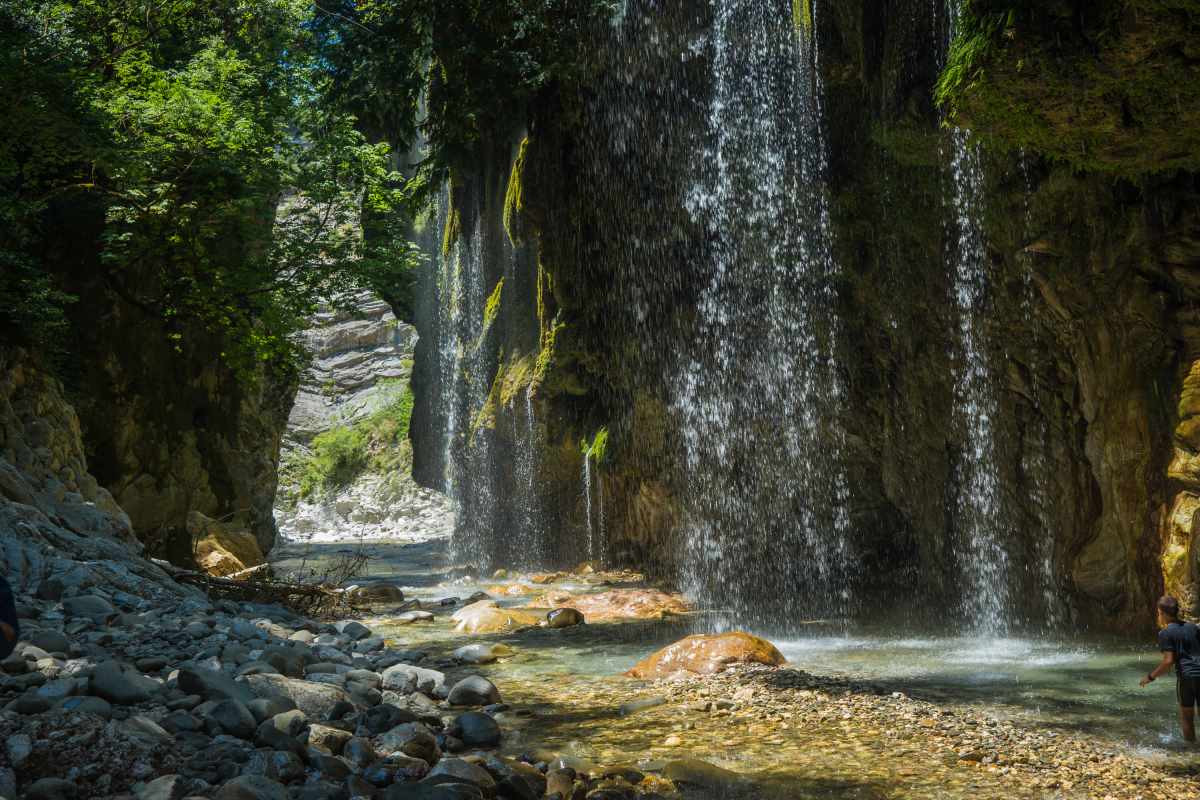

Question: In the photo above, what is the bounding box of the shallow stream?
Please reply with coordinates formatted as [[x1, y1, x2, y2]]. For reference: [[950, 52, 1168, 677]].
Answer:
[[273, 538, 1196, 798]]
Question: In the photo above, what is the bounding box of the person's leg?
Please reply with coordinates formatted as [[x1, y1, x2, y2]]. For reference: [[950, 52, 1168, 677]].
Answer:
[[1177, 677, 1197, 743], [1180, 706, 1196, 743]]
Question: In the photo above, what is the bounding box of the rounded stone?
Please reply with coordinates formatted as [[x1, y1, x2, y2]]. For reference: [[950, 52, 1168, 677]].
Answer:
[[447, 676, 500, 707], [545, 608, 585, 629]]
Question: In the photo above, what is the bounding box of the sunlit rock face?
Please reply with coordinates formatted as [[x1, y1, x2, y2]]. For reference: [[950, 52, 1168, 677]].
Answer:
[[285, 293, 415, 444], [0, 349, 199, 601], [408, 0, 1200, 632]]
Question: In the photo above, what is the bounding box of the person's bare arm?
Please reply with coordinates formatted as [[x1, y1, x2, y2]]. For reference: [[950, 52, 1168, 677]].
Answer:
[[0, 621, 13, 642], [1141, 651, 1174, 686]]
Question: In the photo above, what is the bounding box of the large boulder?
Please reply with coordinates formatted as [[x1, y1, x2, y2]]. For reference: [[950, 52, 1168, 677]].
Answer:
[[242, 673, 351, 720], [88, 660, 159, 705], [447, 676, 500, 707], [178, 666, 257, 704], [449, 601, 539, 635], [624, 632, 785, 678], [380, 663, 445, 695], [188, 511, 266, 578]]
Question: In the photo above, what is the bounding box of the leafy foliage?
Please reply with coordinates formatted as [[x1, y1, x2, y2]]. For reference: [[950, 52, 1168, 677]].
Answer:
[[314, 0, 618, 200], [285, 385, 417, 501], [0, 0, 421, 370]]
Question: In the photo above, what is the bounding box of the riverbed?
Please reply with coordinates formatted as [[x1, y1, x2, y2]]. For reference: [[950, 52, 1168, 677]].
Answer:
[[273, 536, 1200, 799]]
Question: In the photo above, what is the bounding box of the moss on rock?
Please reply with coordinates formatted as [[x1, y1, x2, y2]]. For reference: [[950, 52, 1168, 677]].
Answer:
[[937, 0, 1200, 175]]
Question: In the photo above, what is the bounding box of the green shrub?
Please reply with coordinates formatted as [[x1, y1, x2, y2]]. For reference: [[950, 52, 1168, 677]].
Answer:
[[283, 385, 416, 501]]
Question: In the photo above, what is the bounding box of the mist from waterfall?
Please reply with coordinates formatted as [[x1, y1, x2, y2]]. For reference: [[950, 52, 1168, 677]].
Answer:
[[435, 201, 497, 570], [941, 1, 1012, 634], [674, 0, 851, 630]]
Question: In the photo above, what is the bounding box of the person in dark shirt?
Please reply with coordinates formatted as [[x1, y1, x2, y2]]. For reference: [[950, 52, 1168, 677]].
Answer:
[[1140, 595, 1200, 743], [0, 574, 18, 661]]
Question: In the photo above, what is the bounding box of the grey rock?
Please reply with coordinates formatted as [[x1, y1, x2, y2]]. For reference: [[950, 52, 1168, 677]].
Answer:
[[5, 734, 31, 768], [345, 668, 381, 688], [11, 693, 51, 714], [480, 756, 545, 800], [383, 784, 483, 800], [206, 699, 258, 739], [266, 750, 305, 783], [307, 723, 352, 755], [178, 666, 257, 703], [363, 703, 419, 735], [427, 758, 496, 794], [381, 663, 445, 695], [342, 736, 376, 768], [260, 646, 306, 678], [334, 621, 371, 641], [121, 715, 173, 744], [447, 676, 499, 707], [293, 781, 347, 800], [243, 673, 350, 720], [184, 621, 211, 638], [135, 775, 193, 800], [378, 722, 439, 765], [59, 695, 112, 718], [362, 753, 430, 785], [24, 778, 78, 800], [353, 636, 384, 653], [246, 695, 296, 724], [0, 767, 15, 800], [135, 657, 168, 673], [255, 709, 309, 753], [235, 661, 281, 678], [89, 660, 159, 705], [26, 629, 71, 654], [450, 712, 501, 747], [35, 677, 78, 701], [213, 776, 289, 800], [307, 751, 352, 780], [62, 595, 113, 620]]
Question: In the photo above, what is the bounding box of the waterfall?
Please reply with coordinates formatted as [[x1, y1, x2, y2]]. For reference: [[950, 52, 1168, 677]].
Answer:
[[675, 0, 851, 629], [437, 201, 496, 570], [582, 454, 595, 562], [942, 2, 1012, 634], [508, 385, 545, 569]]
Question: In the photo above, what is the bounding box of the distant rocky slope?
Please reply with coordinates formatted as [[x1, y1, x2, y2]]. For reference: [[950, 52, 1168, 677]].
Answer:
[[275, 294, 452, 543]]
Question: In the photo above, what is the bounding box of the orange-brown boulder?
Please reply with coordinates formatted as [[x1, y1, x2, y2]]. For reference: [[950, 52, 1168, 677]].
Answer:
[[187, 511, 265, 578], [625, 632, 786, 678], [530, 588, 690, 621], [451, 599, 541, 634]]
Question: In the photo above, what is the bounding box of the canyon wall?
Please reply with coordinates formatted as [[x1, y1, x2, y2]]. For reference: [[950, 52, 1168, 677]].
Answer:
[[30, 200, 295, 566], [409, 0, 1199, 632]]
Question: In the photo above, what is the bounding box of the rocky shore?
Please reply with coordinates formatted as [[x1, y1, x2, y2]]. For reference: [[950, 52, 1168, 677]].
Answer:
[[0, 581, 679, 800]]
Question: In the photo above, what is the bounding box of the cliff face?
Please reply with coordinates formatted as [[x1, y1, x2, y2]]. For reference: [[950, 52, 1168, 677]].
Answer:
[[32, 200, 296, 566], [276, 293, 452, 542], [409, 0, 1200, 631], [0, 348, 198, 600]]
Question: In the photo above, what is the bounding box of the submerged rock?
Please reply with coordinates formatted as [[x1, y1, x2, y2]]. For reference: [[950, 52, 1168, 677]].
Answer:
[[625, 632, 785, 678], [545, 608, 584, 629], [451, 643, 513, 664], [450, 600, 539, 635], [531, 589, 690, 622]]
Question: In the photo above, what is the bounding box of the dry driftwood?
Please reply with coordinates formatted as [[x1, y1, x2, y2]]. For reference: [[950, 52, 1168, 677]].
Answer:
[[151, 559, 351, 613]]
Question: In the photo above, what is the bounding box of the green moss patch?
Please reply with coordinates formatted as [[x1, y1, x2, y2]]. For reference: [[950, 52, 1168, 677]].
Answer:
[[937, 1, 1200, 175]]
